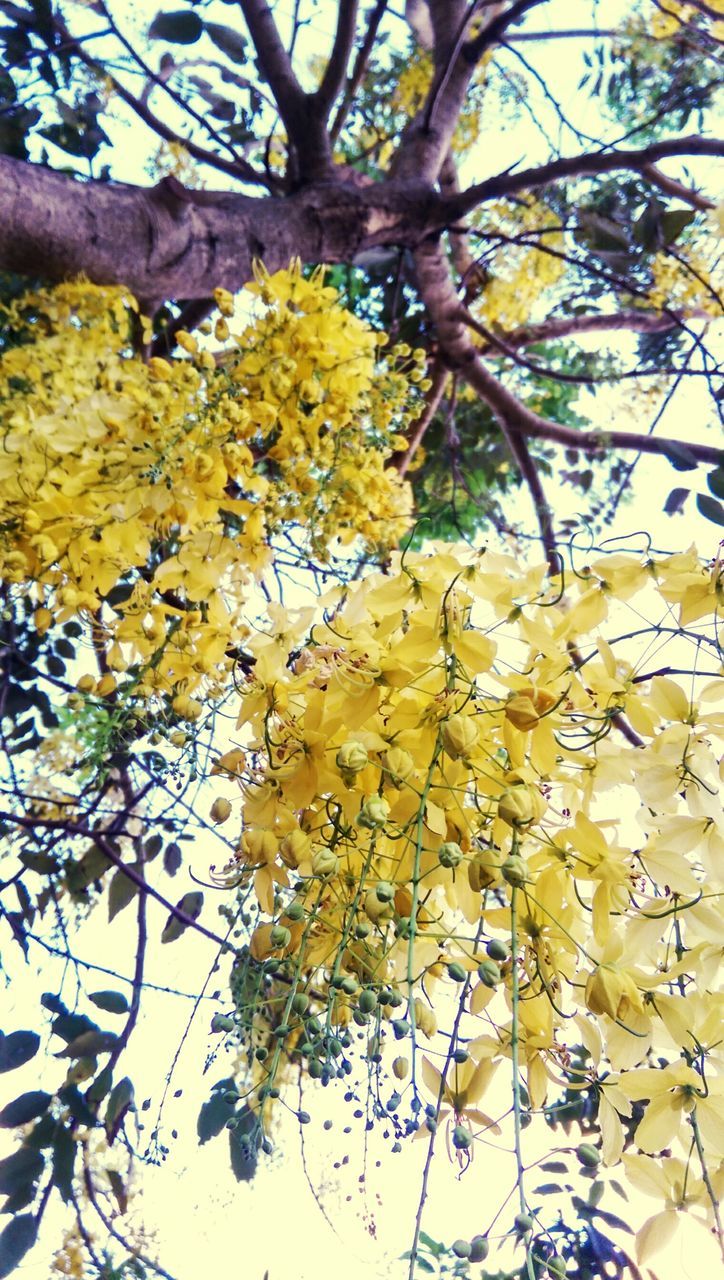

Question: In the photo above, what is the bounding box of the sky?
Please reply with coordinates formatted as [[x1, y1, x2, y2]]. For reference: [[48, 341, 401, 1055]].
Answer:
[[2, 2, 723, 1279]]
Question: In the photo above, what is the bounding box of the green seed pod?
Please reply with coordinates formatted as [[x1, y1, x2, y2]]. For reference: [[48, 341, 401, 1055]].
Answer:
[[469, 1236, 489, 1263], [286, 900, 305, 922], [358, 989, 378, 1014], [514, 1212, 534, 1234], [448, 962, 467, 983], [547, 1256, 566, 1277], [255, 1046, 268, 1061], [211, 1013, 235, 1033], [270, 924, 291, 949], [576, 1142, 601, 1168], [438, 841, 464, 869], [486, 939, 508, 962], [477, 959, 501, 988], [452, 1125, 472, 1150], [501, 855, 529, 887], [452, 1240, 472, 1259]]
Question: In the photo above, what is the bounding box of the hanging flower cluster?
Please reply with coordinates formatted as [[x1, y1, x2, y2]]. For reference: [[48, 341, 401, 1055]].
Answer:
[[211, 540, 724, 1266], [0, 266, 418, 708]]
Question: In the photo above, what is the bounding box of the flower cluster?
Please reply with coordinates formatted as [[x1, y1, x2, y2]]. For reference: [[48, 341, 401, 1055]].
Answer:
[[0, 266, 417, 710], [211, 540, 724, 1263]]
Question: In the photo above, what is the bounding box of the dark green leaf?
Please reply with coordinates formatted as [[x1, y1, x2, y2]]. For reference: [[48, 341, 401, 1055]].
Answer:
[[205, 21, 247, 62], [533, 1183, 562, 1195], [86, 1064, 114, 1106], [108, 866, 140, 921], [108, 1168, 128, 1215], [56, 1030, 119, 1059], [51, 1012, 98, 1043], [197, 1091, 234, 1144], [89, 990, 129, 1015], [539, 1161, 568, 1173], [663, 486, 689, 515], [163, 842, 182, 876], [697, 493, 724, 526], [0, 1145, 43, 1197], [51, 1125, 76, 1203], [416, 1261, 435, 1274], [228, 1121, 258, 1182], [663, 441, 699, 471], [58, 1086, 96, 1128], [161, 891, 203, 943], [149, 10, 203, 43], [0, 1092, 52, 1128], [65, 845, 112, 895], [0, 1213, 37, 1280], [660, 208, 696, 246], [105, 1078, 134, 1145], [707, 466, 724, 501], [0, 1030, 40, 1073]]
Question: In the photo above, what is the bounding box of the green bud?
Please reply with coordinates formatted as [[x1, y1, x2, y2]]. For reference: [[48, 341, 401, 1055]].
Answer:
[[375, 880, 395, 903], [452, 1240, 471, 1259], [211, 1013, 235, 1033], [452, 1125, 472, 1150], [448, 962, 467, 983], [514, 1212, 534, 1234], [486, 939, 508, 962], [358, 989, 378, 1014], [501, 854, 529, 887], [576, 1142, 601, 1168], [286, 900, 305, 921], [291, 992, 309, 1015], [469, 1236, 489, 1263], [477, 959, 501, 988], [438, 841, 464, 869]]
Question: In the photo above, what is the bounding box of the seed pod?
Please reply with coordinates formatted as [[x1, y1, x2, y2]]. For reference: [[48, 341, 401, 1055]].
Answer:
[[486, 939, 508, 962], [452, 1124, 472, 1150], [469, 1236, 489, 1263], [270, 924, 291, 949], [576, 1142, 601, 1168], [477, 959, 501, 988], [447, 962, 467, 983], [514, 1212, 534, 1234], [211, 1013, 234, 1033]]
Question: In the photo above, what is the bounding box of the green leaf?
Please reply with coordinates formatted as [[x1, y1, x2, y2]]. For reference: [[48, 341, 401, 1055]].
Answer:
[[707, 466, 724, 501], [0, 1092, 52, 1128], [51, 1125, 76, 1203], [108, 1168, 128, 1215], [205, 21, 247, 62], [57, 1086, 96, 1128], [161, 891, 203, 943], [56, 1030, 119, 1059], [163, 842, 182, 876], [663, 486, 689, 516], [0, 1214, 37, 1280], [662, 441, 699, 471], [89, 990, 129, 1015], [197, 1090, 235, 1144], [416, 1260, 435, 1274], [105, 1078, 134, 1145], [0, 1145, 43, 1198], [108, 866, 140, 921], [697, 493, 724, 526], [0, 1030, 40, 1073], [660, 208, 696, 246], [149, 10, 203, 43], [52, 1012, 98, 1044], [65, 844, 112, 895]]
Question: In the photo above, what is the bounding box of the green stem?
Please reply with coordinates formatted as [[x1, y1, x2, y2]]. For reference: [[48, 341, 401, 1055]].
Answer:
[[511, 881, 536, 1280]]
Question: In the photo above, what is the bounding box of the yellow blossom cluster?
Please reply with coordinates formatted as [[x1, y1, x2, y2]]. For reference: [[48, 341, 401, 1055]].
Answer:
[[649, 232, 723, 316], [213, 540, 724, 1262], [391, 48, 494, 162], [0, 266, 416, 708], [470, 197, 566, 330]]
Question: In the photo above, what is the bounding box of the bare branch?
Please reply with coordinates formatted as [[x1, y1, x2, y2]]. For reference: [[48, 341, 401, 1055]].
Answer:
[[447, 135, 724, 216], [314, 0, 360, 118], [641, 162, 715, 211], [392, 361, 450, 476], [502, 308, 714, 348], [331, 0, 389, 142], [464, 0, 551, 62], [237, 0, 320, 171]]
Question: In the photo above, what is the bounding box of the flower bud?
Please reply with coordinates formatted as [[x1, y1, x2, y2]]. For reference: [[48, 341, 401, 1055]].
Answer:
[[477, 959, 501, 987], [441, 713, 478, 760], [242, 828, 277, 866], [585, 964, 641, 1020], [270, 924, 292, 949], [468, 850, 497, 892], [501, 855, 529, 887], [33, 607, 53, 635], [438, 841, 463, 869], [498, 786, 538, 828], [279, 828, 311, 869], [336, 741, 369, 774], [383, 746, 415, 785], [505, 686, 558, 730], [413, 998, 437, 1039], [311, 847, 339, 878], [363, 889, 393, 922], [392, 1056, 409, 1080], [210, 797, 232, 824], [357, 795, 390, 829], [76, 674, 96, 694], [96, 674, 117, 698]]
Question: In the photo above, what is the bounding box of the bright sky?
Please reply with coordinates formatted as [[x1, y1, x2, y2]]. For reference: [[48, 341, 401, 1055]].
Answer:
[[3, 2, 723, 1279]]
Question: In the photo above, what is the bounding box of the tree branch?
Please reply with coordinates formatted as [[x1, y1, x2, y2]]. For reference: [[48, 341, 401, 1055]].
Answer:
[[641, 162, 715, 211], [447, 135, 724, 216], [502, 307, 713, 349], [330, 0, 389, 142], [237, 0, 322, 174], [464, 0, 551, 62], [314, 0, 360, 118]]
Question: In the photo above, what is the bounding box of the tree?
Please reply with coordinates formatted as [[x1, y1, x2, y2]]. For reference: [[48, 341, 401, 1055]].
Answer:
[[0, 2, 722, 1277]]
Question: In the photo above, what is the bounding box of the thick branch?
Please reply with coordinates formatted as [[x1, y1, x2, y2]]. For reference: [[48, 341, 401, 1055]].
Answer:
[[447, 135, 724, 216], [314, 0, 360, 118], [0, 156, 437, 302], [641, 162, 715, 211], [331, 0, 388, 142], [237, 0, 320, 171], [465, 0, 551, 61]]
